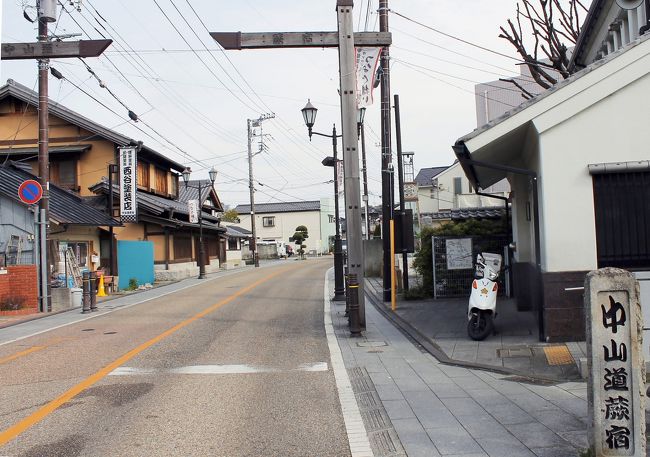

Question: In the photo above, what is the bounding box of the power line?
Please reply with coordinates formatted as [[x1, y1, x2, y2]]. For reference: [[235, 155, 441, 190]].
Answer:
[[391, 26, 538, 82], [390, 9, 523, 63], [82, 0, 244, 145]]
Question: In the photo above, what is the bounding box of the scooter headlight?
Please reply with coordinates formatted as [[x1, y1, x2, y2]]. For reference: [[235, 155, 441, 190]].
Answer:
[[487, 270, 499, 281]]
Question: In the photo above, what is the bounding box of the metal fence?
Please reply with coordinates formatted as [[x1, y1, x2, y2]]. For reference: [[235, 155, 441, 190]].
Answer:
[[432, 235, 510, 299]]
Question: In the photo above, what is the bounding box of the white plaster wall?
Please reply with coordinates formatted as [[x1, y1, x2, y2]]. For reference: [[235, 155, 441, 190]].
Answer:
[[538, 72, 650, 272], [236, 210, 325, 253]]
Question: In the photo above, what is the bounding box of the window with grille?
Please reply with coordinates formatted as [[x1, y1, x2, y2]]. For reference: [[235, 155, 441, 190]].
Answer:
[[593, 171, 650, 269], [154, 167, 168, 195], [137, 160, 149, 189], [50, 159, 77, 190], [263, 216, 275, 227]]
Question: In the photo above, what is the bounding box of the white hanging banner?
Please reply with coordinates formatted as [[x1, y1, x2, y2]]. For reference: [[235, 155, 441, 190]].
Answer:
[[119, 146, 138, 223], [188, 200, 200, 224], [355, 47, 382, 107], [336, 160, 344, 196]]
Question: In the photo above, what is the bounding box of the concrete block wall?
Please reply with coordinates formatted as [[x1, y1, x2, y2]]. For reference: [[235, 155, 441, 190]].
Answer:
[[0, 265, 38, 310]]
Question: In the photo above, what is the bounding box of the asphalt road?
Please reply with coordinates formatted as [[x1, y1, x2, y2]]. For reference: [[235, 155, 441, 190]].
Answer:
[[0, 259, 351, 457]]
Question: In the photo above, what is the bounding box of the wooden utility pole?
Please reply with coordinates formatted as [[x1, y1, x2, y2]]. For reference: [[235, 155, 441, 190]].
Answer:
[[379, 0, 394, 302], [2, 2, 111, 312], [212, 1, 390, 328]]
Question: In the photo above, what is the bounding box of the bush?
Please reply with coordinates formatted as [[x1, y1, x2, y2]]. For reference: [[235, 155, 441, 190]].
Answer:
[[127, 277, 138, 291], [412, 217, 508, 297]]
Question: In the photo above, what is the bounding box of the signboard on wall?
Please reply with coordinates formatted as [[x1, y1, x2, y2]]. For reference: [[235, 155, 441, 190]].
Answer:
[[445, 238, 473, 270], [188, 200, 200, 223], [119, 146, 138, 223], [404, 182, 418, 202]]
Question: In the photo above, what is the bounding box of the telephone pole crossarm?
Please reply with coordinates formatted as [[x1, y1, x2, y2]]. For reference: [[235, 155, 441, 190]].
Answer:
[[1, 39, 112, 60], [210, 32, 390, 50]]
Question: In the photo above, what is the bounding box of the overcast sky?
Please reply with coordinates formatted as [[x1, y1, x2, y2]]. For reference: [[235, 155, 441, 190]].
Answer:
[[1, 1, 532, 207]]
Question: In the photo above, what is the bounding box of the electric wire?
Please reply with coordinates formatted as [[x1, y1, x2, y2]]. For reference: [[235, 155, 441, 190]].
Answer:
[[81, 0, 244, 146]]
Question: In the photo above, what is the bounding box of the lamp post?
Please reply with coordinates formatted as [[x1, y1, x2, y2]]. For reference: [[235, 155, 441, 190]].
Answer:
[[182, 166, 218, 279], [356, 107, 370, 240], [301, 100, 345, 301]]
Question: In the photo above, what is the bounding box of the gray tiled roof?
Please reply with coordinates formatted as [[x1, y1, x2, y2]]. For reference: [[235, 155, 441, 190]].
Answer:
[[234, 200, 320, 214], [0, 163, 119, 226], [90, 180, 219, 222], [178, 180, 212, 205], [424, 207, 506, 220], [415, 167, 448, 186], [224, 225, 252, 238]]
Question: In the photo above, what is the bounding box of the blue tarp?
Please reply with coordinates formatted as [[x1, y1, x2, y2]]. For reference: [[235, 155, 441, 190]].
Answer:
[[117, 240, 154, 290]]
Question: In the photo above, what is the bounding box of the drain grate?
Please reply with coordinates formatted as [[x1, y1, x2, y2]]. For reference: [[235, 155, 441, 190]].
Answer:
[[544, 345, 575, 366], [357, 341, 388, 348], [349, 367, 407, 457], [497, 347, 533, 358], [368, 429, 405, 457]]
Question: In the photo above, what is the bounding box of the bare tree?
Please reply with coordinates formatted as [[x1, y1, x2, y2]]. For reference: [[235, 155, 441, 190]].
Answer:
[[499, 0, 588, 97]]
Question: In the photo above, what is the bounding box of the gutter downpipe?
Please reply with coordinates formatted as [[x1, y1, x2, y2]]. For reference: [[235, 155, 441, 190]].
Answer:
[[453, 142, 545, 342]]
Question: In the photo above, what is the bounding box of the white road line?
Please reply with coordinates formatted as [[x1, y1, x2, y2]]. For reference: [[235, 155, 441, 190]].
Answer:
[[323, 268, 374, 457], [109, 363, 329, 376]]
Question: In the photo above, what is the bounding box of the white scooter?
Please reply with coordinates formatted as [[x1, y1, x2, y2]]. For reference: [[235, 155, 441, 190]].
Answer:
[[467, 253, 502, 341]]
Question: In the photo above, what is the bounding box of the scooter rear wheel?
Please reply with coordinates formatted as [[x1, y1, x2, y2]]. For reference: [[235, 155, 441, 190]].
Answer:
[[467, 312, 493, 341]]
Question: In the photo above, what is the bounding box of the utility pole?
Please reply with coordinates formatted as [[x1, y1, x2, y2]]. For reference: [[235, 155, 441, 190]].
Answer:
[[37, 4, 51, 312], [247, 113, 274, 267], [1, 1, 110, 312], [359, 122, 370, 240], [394, 94, 408, 291], [336, 0, 366, 327], [379, 0, 393, 302], [212, 2, 391, 331]]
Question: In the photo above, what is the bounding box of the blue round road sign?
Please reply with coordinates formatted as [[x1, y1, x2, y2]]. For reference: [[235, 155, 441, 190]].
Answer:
[[18, 180, 43, 205]]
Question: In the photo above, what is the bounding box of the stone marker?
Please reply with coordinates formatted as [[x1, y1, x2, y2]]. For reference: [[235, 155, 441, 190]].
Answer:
[[585, 268, 645, 456]]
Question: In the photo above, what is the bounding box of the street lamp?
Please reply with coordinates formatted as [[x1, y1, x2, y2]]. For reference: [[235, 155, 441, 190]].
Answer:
[[301, 99, 345, 301], [356, 107, 370, 240], [182, 166, 218, 279]]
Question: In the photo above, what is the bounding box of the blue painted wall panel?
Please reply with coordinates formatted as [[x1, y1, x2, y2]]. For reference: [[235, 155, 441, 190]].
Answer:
[[117, 240, 154, 289]]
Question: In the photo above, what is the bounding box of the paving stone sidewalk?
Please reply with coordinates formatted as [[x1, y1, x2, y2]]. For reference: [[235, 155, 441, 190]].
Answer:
[[332, 274, 590, 457], [364, 277, 585, 382]]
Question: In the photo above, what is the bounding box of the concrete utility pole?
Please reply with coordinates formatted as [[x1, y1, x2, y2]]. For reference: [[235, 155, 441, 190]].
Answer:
[[2, 0, 111, 312], [379, 0, 394, 302], [247, 113, 274, 267], [211, 1, 391, 331], [336, 0, 367, 326]]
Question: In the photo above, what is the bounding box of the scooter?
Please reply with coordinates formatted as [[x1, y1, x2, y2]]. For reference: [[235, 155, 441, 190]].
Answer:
[[467, 252, 502, 341]]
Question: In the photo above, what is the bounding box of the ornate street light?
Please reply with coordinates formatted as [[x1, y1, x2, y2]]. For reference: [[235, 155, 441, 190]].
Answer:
[[301, 100, 345, 302], [182, 167, 218, 279], [301, 99, 318, 139]]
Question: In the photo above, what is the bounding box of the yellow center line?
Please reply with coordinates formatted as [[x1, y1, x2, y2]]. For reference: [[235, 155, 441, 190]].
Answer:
[[0, 267, 289, 447], [0, 346, 46, 365]]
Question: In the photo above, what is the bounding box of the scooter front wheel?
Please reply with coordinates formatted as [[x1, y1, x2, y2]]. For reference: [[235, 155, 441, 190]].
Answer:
[[467, 312, 493, 341]]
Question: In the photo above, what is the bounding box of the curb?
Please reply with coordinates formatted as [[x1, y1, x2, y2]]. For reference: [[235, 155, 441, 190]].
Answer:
[[364, 286, 581, 385]]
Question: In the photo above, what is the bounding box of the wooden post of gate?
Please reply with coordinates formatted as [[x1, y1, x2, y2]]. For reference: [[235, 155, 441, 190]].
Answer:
[[585, 268, 645, 456]]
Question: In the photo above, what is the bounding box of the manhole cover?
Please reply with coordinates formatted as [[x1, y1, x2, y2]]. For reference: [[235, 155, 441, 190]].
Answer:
[[357, 341, 388, 348], [497, 347, 533, 358]]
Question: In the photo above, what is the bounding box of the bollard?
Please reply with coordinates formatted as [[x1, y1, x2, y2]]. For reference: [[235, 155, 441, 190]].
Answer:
[[348, 273, 361, 336], [89, 271, 98, 312], [81, 271, 91, 314]]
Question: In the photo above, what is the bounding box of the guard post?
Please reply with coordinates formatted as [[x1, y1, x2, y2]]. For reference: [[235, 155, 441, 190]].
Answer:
[[81, 271, 91, 314], [89, 271, 98, 312], [585, 268, 645, 456], [348, 273, 361, 336]]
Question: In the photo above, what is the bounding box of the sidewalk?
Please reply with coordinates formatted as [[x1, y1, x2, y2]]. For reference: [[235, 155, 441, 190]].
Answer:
[[364, 277, 585, 382], [331, 273, 589, 457]]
